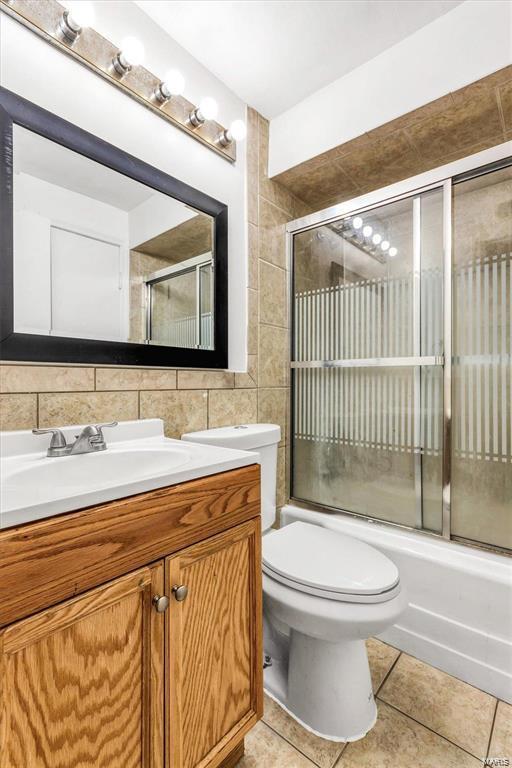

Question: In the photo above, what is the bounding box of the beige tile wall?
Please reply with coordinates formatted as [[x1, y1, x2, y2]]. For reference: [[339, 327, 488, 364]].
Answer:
[[275, 65, 512, 211], [0, 109, 304, 511]]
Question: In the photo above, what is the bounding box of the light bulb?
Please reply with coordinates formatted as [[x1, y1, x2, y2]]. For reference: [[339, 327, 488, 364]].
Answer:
[[229, 119, 247, 141], [381, 240, 390, 251], [190, 97, 219, 127], [67, 1, 95, 28], [113, 36, 145, 75], [156, 69, 185, 103], [163, 69, 185, 96], [199, 97, 218, 121], [388, 246, 398, 258], [372, 233, 382, 246], [219, 118, 247, 146], [362, 225, 373, 238], [121, 36, 145, 66], [59, 1, 95, 42], [352, 216, 363, 230]]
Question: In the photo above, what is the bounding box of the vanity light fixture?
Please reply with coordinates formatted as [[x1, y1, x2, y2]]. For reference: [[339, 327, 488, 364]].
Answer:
[[112, 36, 145, 76], [58, 1, 95, 43], [1, 0, 238, 162], [154, 69, 185, 104], [189, 97, 219, 127], [218, 119, 247, 146]]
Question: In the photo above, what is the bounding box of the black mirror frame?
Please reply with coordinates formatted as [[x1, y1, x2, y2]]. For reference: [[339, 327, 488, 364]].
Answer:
[[0, 87, 228, 369]]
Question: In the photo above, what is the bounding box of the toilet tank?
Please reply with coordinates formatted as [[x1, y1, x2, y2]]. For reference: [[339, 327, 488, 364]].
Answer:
[[181, 424, 281, 532]]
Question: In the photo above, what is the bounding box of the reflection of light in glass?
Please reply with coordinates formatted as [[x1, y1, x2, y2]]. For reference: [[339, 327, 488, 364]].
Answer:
[[362, 225, 372, 238], [372, 233, 382, 245], [388, 246, 398, 258], [381, 240, 390, 251], [352, 216, 363, 230]]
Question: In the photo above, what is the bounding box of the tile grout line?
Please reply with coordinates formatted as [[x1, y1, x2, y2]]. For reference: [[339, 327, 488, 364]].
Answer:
[[260, 720, 320, 767], [374, 650, 402, 697], [378, 698, 487, 763], [397, 648, 504, 699], [485, 699, 499, 759]]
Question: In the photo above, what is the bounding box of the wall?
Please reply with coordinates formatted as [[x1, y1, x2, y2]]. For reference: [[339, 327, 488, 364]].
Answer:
[[0, 3, 247, 368], [269, 0, 512, 175]]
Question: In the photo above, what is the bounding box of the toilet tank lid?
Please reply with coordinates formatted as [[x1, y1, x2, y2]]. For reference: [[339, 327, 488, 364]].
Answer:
[[182, 423, 281, 450]]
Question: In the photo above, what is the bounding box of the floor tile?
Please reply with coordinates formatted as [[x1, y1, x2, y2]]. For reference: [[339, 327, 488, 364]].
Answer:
[[262, 694, 345, 768], [378, 653, 496, 758], [366, 638, 400, 692], [238, 721, 317, 767], [336, 701, 481, 768], [489, 701, 512, 760]]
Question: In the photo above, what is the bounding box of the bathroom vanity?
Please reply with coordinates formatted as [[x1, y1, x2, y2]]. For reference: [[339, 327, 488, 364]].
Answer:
[[0, 423, 262, 768]]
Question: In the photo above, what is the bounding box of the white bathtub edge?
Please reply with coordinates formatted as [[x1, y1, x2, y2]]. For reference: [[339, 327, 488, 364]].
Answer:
[[281, 504, 512, 703]]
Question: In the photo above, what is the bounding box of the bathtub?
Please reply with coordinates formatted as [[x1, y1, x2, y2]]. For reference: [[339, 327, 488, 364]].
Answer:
[[281, 503, 512, 703]]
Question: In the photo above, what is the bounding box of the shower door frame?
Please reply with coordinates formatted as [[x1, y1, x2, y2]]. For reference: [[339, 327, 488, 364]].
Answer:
[[286, 141, 512, 547]]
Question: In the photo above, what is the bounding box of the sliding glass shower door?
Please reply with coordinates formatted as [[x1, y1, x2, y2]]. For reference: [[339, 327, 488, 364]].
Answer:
[[291, 185, 446, 533], [291, 160, 512, 550]]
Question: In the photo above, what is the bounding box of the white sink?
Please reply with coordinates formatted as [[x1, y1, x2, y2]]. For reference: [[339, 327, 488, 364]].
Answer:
[[0, 419, 257, 529]]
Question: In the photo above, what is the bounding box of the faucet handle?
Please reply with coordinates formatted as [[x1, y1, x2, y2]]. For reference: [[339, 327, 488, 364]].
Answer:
[[32, 427, 67, 449], [32, 428, 69, 456], [94, 421, 118, 441]]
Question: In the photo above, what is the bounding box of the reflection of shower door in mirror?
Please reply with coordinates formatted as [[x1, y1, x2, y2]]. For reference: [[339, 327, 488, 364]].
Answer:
[[145, 254, 213, 349], [291, 186, 446, 533]]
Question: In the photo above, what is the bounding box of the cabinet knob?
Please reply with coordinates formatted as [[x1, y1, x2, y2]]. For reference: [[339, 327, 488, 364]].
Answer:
[[172, 584, 188, 602], [152, 594, 170, 613]]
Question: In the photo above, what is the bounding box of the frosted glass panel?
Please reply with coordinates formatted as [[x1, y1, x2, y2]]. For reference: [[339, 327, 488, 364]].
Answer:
[[451, 166, 512, 550], [292, 187, 444, 532], [292, 366, 443, 529]]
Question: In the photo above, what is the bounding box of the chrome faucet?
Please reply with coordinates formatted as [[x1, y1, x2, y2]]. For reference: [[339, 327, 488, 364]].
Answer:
[[32, 422, 118, 457]]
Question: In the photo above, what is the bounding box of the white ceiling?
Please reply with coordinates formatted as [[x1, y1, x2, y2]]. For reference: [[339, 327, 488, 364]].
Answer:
[[14, 125, 156, 211], [135, 0, 463, 118]]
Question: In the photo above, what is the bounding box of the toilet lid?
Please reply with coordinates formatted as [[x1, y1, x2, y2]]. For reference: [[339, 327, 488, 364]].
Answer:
[[262, 522, 399, 599]]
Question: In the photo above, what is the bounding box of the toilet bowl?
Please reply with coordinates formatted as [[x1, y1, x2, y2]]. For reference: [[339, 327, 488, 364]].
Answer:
[[182, 423, 407, 742]]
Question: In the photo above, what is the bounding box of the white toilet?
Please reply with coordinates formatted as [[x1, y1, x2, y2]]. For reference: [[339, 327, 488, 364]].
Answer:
[[182, 423, 407, 742]]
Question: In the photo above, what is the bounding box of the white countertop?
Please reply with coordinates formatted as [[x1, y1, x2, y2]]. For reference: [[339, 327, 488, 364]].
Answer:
[[0, 419, 258, 530]]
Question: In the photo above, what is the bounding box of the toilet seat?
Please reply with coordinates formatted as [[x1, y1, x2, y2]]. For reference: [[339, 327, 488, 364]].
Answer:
[[263, 522, 400, 604]]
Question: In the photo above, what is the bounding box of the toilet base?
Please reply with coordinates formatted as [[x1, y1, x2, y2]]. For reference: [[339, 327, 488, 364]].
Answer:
[[264, 629, 378, 742]]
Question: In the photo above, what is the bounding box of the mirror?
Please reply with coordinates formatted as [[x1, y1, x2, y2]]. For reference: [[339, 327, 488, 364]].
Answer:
[[13, 125, 214, 350]]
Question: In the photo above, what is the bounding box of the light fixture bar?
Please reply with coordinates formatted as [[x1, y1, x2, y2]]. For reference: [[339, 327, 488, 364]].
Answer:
[[0, 0, 238, 163]]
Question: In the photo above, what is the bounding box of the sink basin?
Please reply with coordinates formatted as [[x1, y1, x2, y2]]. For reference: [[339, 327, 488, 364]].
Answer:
[[0, 419, 257, 529], [3, 446, 191, 510]]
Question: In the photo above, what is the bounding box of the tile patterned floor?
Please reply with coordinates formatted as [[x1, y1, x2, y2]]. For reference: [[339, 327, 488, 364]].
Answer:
[[236, 638, 511, 768]]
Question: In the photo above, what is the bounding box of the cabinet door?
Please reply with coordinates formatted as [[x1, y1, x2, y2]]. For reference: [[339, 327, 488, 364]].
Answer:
[[0, 564, 165, 768], [166, 519, 263, 768]]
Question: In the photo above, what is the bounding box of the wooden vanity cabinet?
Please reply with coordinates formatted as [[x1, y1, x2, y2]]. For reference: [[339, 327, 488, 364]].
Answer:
[[166, 520, 262, 768], [0, 465, 262, 768]]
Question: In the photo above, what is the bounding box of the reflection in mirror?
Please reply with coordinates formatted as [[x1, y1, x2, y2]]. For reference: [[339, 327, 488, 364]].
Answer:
[[13, 125, 214, 350]]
